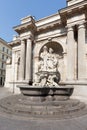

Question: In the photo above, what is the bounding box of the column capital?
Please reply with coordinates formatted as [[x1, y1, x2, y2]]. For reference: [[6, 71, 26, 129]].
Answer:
[[27, 34, 34, 41], [20, 38, 26, 43], [66, 26, 74, 32], [78, 22, 86, 29]]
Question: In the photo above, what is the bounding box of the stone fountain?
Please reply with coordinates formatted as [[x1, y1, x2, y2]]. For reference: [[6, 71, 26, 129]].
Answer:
[[19, 46, 73, 101], [0, 46, 86, 119]]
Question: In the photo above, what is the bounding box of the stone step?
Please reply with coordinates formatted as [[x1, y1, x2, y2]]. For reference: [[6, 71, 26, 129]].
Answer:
[[0, 95, 87, 119]]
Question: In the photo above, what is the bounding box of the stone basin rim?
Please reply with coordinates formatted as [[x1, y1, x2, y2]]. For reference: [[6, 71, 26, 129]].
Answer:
[[17, 85, 74, 89]]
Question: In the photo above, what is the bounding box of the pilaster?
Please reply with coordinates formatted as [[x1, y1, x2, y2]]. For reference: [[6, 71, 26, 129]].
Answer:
[[78, 23, 86, 79], [25, 35, 33, 83], [19, 39, 26, 80], [67, 26, 75, 80]]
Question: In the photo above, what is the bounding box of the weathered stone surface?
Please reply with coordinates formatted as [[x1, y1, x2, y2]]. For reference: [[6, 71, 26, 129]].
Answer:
[[0, 94, 87, 120]]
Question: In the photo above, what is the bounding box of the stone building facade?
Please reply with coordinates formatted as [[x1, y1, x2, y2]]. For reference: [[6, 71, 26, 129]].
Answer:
[[5, 0, 87, 101], [0, 38, 12, 86]]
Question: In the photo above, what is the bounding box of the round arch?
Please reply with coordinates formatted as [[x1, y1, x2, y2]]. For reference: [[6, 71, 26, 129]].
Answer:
[[39, 41, 64, 56]]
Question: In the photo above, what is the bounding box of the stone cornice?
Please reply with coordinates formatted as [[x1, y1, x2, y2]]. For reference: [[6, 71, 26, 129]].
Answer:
[[13, 13, 62, 35], [67, 0, 85, 6], [59, 0, 87, 25], [67, 0, 72, 1], [35, 13, 62, 33], [9, 39, 21, 47], [60, 0, 87, 14], [67, 0, 83, 2], [13, 19, 37, 34], [36, 19, 62, 34]]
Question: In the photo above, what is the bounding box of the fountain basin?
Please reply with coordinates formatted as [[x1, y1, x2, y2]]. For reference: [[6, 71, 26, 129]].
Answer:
[[18, 85, 74, 101]]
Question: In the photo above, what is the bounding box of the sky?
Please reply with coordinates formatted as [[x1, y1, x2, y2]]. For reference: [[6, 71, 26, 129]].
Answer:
[[0, 0, 66, 42]]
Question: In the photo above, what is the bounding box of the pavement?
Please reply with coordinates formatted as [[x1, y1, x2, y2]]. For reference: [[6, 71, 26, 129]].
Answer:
[[0, 87, 13, 98], [0, 87, 87, 130]]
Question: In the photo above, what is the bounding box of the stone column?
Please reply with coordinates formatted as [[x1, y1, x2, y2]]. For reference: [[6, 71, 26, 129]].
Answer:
[[19, 40, 25, 80], [78, 23, 86, 79], [67, 26, 75, 80], [25, 37, 32, 82]]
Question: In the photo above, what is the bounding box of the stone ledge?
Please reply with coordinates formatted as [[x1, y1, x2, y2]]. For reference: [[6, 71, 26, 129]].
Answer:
[[60, 80, 87, 85], [17, 85, 74, 89]]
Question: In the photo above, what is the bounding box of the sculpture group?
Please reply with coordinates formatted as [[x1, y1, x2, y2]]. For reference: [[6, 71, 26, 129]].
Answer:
[[33, 46, 60, 87]]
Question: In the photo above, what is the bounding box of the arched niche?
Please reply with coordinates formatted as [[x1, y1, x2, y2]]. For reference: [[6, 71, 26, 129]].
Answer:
[[33, 41, 65, 82], [39, 41, 63, 57]]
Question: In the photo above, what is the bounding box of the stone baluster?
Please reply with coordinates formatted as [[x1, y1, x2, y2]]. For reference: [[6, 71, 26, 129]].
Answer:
[[19, 39, 26, 80], [78, 23, 86, 79], [67, 26, 75, 80], [25, 36, 33, 83]]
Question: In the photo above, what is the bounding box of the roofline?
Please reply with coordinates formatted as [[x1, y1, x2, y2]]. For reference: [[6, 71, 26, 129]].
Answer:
[[0, 38, 12, 49], [59, 0, 87, 13], [0, 38, 7, 43], [13, 12, 60, 29], [36, 12, 59, 23]]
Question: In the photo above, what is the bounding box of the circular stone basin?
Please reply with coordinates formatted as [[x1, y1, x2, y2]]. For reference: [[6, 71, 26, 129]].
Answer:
[[18, 85, 74, 101]]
